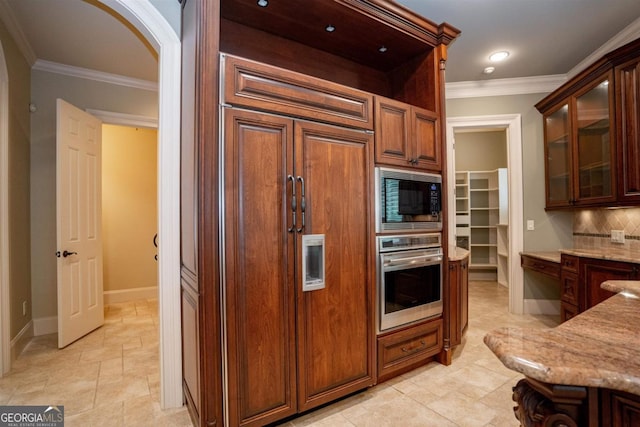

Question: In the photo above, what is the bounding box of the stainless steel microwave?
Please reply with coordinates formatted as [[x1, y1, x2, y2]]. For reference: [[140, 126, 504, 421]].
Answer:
[[375, 167, 442, 233]]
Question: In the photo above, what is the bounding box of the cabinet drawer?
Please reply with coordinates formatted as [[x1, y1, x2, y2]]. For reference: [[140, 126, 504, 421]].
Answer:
[[223, 54, 373, 130], [377, 319, 442, 381], [561, 272, 580, 306], [561, 302, 578, 323], [561, 254, 579, 273], [521, 255, 561, 280]]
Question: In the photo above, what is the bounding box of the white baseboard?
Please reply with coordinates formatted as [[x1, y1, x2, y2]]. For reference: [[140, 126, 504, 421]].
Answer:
[[10, 320, 33, 360], [104, 286, 158, 304], [33, 316, 57, 336], [524, 298, 561, 315]]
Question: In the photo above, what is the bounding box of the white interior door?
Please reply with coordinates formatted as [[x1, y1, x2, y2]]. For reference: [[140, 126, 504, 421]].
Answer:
[[56, 99, 104, 348]]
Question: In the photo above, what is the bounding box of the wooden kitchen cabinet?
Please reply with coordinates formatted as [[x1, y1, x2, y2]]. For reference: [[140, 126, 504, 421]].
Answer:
[[582, 257, 637, 309], [223, 108, 374, 425], [181, 1, 459, 425], [560, 255, 580, 322], [615, 52, 640, 204], [537, 37, 640, 209], [448, 256, 468, 348], [559, 254, 639, 322], [538, 72, 616, 209], [377, 319, 443, 382], [375, 96, 441, 172], [602, 389, 640, 427]]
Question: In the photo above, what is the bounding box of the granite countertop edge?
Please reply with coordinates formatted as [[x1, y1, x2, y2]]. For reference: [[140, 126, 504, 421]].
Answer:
[[484, 285, 640, 395], [521, 248, 640, 265]]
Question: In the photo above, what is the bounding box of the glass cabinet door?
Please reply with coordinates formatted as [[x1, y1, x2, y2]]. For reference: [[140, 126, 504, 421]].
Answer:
[[575, 77, 613, 200], [544, 104, 571, 205]]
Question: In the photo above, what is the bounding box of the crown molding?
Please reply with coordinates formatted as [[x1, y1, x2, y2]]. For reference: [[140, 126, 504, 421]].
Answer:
[[445, 74, 566, 99], [33, 59, 158, 92], [0, 0, 37, 65], [567, 16, 640, 80], [85, 108, 158, 128]]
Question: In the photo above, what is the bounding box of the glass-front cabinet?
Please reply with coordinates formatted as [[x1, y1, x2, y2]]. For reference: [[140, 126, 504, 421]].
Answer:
[[541, 72, 615, 208], [544, 103, 571, 206]]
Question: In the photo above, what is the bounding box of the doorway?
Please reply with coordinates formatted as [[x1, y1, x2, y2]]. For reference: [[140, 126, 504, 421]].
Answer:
[[0, 1, 182, 408], [446, 115, 524, 315]]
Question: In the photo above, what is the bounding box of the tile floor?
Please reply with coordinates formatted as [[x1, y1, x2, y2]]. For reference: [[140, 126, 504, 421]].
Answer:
[[0, 282, 559, 427], [276, 281, 560, 427], [0, 299, 192, 426]]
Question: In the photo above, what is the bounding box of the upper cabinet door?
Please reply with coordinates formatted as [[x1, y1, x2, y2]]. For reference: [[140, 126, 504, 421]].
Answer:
[[374, 97, 411, 168], [540, 72, 616, 209], [573, 74, 616, 206], [412, 106, 441, 171], [375, 97, 441, 172], [616, 56, 640, 204], [544, 103, 572, 208]]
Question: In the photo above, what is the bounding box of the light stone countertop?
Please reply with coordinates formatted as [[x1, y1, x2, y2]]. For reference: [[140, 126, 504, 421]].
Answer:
[[448, 246, 469, 262], [520, 251, 561, 264], [484, 283, 640, 395], [560, 247, 640, 264]]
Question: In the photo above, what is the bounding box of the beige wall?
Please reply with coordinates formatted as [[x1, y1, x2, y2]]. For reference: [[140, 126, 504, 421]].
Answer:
[[30, 69, 158, 319], [447, 94, 573, 300], [1, 20, 32, 339], [455, 130, 507, 171], [102, 125, 158, 292]]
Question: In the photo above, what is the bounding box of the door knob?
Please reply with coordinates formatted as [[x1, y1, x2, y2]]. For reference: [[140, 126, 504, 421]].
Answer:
[[56, 250, 78, 258]]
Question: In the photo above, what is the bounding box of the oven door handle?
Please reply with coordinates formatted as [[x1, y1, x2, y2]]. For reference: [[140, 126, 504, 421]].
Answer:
[[383, 255, 442, 268]]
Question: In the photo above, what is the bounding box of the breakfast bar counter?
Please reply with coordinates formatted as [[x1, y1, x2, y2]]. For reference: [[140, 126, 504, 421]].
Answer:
[[484, 281, 640, 426]]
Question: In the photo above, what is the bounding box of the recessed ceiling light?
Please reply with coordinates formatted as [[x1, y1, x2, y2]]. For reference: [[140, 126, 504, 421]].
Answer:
[[489, 51, 509, 62], [483, 66, 495, 74], [325, 24, 336, 32], [379, 46, 388, 53], [257, 0, 268, 7]]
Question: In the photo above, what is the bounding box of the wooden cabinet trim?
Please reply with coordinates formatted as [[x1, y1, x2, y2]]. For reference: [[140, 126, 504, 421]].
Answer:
[[223, 54, 374, 130]]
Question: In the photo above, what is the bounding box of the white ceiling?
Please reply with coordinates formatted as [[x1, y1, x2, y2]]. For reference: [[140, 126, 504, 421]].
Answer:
[[2, 0, 640, 85]]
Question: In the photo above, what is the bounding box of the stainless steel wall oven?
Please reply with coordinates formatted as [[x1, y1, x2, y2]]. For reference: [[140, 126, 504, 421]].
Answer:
[[377, 234, 443, 332]]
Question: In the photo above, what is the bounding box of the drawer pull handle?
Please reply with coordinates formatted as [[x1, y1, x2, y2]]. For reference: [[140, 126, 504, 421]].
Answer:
[[401, 340, 426, 353]]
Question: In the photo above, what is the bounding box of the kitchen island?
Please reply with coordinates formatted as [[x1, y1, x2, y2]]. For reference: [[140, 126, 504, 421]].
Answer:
[[484, 281, 640, 426]]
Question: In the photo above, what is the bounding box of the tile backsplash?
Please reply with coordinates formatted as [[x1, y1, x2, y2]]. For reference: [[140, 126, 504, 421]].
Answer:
[[573, 208, 640, 251]]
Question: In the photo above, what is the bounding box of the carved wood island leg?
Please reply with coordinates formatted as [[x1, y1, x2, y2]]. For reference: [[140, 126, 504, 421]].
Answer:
[[511, 378, 595, 427]]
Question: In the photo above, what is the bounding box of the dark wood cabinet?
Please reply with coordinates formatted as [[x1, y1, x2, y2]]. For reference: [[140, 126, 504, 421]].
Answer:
[[538, 73, 616, 209], [180, 1, 459, 425], [615, 54, 640, 204], [375, 96, 441, 172], [223, 109, 375, 425], [448, 256, 468, 348], [582, 258, 637, 308], [377, 319, 443, 382], [602, 389, 640, 427], [559, 254, 639, 322], [537, 37, 640, 209]]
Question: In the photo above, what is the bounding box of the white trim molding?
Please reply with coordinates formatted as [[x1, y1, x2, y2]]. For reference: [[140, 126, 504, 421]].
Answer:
[[568, 16, 640, 80], [86, 109, 158, 129], [10, 320, 33, 362], [446, 74, 566, 99], [446, 114, 525, 315], [0, 39, 10, 376], [97, 0, 183, 410], [33, 59, 158, 92], [32, 316, 57, 336]]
